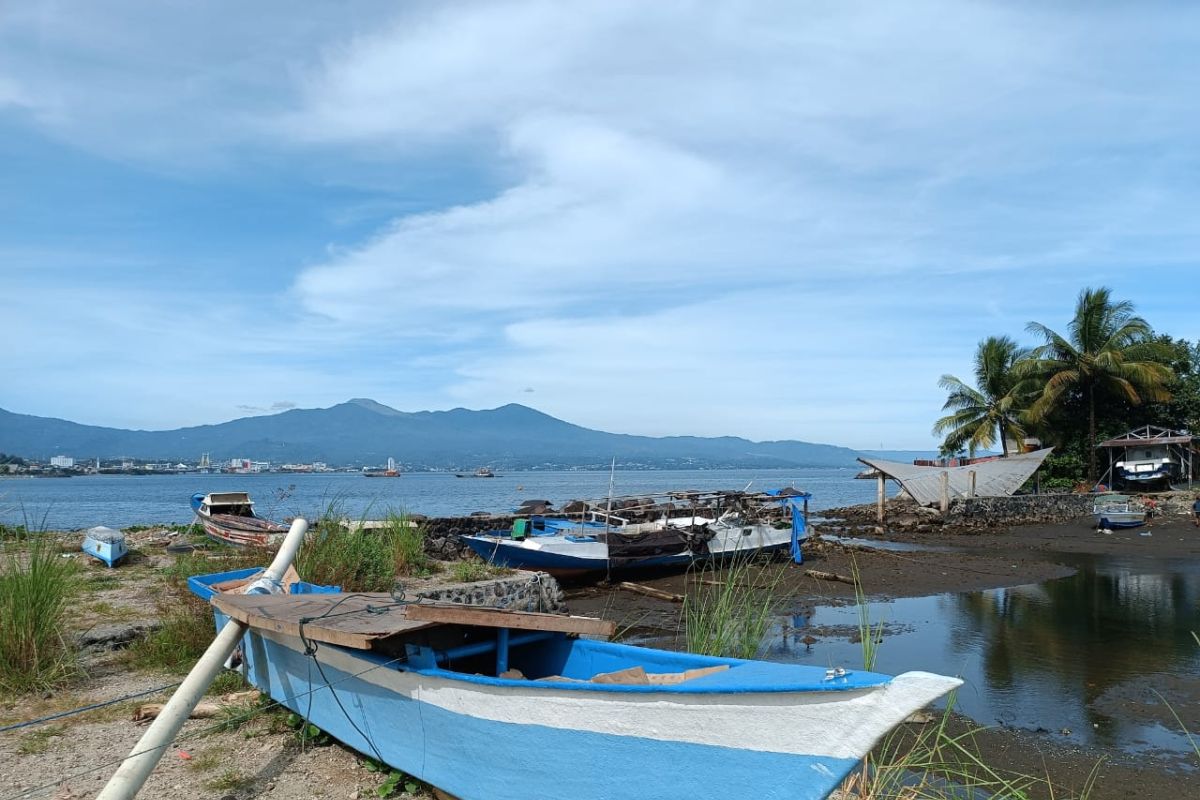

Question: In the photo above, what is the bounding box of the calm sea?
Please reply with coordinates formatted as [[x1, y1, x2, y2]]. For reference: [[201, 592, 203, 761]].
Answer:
[[0, 467, 873, 530]]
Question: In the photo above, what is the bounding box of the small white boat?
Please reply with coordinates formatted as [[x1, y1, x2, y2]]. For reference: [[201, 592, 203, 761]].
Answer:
[[1092, 494, 1147, 529], [81, 526, 128, 567]]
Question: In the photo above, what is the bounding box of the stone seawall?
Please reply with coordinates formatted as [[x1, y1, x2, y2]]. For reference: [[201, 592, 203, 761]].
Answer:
[[946, 494, 1095, 526], [421, 515, 516, 559], [412, 570, 567, 614]]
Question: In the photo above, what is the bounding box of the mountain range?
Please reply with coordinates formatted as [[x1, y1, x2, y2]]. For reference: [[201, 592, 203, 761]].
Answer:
[[0, 399, 879, 469]]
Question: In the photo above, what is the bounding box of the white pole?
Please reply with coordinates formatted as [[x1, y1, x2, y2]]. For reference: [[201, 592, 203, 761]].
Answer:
[[97, 518, 310, 800]]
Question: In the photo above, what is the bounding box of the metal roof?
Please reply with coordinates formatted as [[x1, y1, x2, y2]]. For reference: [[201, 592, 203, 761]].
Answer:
[[1098, 425, 1196, 447], [856, 448, 1054, 506]]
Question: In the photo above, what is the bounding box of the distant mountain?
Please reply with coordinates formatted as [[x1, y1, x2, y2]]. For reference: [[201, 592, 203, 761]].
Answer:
[[0, 400, 864, 470]]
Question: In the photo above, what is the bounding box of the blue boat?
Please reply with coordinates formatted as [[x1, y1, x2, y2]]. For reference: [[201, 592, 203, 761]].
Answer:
[[1092, 494, 1147, 529], [81, 526, 128, 567], [190, 566, 960, 800], [462, 492, 811, 577]]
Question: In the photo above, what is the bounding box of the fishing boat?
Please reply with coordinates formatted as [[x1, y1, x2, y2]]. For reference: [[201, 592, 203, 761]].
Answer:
[[188, 566, 961, 800], [462, 491, 811, 577], [190, 491, 287, 547], [81, 526, 128, 567], [455, 466, 497, 478], [365, 458, 402, 477], [1092, 494, 1147, 529]]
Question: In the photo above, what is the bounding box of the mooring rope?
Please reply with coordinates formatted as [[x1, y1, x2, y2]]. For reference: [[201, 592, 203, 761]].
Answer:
[[0, 682, 182, 734]]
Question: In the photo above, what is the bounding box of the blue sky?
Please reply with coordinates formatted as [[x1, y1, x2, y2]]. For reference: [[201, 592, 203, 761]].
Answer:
[[2, 1, 1198, 450]]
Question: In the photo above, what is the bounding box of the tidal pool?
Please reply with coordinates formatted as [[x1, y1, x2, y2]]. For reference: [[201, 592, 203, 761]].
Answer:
[[770, 552, 1200, 764]]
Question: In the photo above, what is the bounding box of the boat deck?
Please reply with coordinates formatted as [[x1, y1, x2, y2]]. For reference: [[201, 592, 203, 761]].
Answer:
[[212, 592, 616, 649]]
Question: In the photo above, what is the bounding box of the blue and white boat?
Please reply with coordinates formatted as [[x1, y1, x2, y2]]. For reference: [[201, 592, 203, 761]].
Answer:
[[81, 526, 128, 567], [189, 567, 960, 800], [462, 492, 811, 577], [1092, 494, 1147, 529]]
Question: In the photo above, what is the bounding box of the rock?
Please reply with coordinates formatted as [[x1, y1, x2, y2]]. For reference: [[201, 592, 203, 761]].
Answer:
[[76, 620, 160, 650]]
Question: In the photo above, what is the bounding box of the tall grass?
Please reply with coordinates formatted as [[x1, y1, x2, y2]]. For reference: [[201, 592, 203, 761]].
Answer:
[[0, 536, 80, 695], [296, 507, 427, 591], [683, 556, 783, 659], [851, 556, 886, 670], [130, 549, 266, 672]]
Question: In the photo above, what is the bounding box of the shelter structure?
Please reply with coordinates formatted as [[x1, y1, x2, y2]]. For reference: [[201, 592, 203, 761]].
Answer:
[[856, 448, 1054, 523], [1097, 426, 1197, 490]]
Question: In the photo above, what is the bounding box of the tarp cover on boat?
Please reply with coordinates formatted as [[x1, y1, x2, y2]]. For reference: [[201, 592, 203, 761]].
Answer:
[[857, 448, 1053, 506], [600, 527, 714, 566]]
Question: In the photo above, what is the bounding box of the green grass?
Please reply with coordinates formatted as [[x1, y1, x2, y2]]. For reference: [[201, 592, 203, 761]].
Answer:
[[0, 536, 80, 696], [448, 558, 510, 583], [127, 550, 266, 673], [851, 556, 886, 670], [204, 768, 253, 792], [682, 556, 783, 660], [17, 724, 66, 755], [296, 508, 428, 591]]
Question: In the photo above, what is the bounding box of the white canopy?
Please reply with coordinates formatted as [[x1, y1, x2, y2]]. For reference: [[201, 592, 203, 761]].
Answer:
[[857, 448, 1054, 506]]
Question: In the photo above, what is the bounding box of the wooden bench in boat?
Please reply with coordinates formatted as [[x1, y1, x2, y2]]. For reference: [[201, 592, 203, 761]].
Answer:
[[211, 592, 617, 650]]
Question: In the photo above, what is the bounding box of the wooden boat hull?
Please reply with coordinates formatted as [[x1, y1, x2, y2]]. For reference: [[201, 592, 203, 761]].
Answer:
[[199, 514, 287, 548], [225, 625, 955, 800]]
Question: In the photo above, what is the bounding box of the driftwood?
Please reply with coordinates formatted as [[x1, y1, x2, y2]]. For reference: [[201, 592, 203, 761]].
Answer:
[[617, 582, 684, 603], [803, 569, 856, 586], [133, 690, 258, 723]]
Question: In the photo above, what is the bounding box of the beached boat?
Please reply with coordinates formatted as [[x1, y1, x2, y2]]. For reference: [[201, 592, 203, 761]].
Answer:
[[190, 491, 287, 547], [1092, 494, 1147, 529], [81, 526, 128, 567], [461, 492, 810, 577], [188, 567, 961, 800]]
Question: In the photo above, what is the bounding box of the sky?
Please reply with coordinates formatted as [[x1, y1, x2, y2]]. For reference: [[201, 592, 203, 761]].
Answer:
[[2, 1, 1198, 451]]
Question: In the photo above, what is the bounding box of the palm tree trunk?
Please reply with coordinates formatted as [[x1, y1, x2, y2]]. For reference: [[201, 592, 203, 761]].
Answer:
[[1088, 385, 1097, 483], [999, 421, 1009, 457]]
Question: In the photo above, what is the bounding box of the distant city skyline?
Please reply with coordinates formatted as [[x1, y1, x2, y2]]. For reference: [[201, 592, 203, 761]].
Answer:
[[2, 2, 1197, 450]]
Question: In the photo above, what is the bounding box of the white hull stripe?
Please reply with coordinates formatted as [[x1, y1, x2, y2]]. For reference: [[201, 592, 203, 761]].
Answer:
[[255, 629, 959, 761]]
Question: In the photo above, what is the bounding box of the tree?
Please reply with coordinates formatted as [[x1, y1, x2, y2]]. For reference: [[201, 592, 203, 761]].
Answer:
[[1023, 287, 1174, 481], [932, 336, 1029, 457]]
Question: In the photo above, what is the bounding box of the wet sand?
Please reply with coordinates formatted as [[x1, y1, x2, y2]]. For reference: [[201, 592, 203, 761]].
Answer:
[[568, 512, 1200, 800]]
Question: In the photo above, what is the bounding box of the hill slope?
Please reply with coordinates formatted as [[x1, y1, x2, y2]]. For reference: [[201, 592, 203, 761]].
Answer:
[[0, 400, 863, 469]]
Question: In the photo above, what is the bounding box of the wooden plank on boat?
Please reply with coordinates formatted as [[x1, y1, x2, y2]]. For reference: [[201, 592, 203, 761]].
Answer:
[[401, 603, 617, 637], [212, 593, 437, 649]]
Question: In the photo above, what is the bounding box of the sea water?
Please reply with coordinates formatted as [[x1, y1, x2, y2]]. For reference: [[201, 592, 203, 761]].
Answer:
[[0, 467, 873, 530]]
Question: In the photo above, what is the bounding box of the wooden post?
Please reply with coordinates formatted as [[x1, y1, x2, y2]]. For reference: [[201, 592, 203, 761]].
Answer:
[[940, 471, 949, 514], [876, 473, 886, 524], [968, 470, 976, 499]]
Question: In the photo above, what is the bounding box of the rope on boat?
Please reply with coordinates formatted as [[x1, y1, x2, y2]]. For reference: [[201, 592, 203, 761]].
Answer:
[[295, 592, 410, 766], [0, 682, 182, 734], [0, 654, 407, 800]]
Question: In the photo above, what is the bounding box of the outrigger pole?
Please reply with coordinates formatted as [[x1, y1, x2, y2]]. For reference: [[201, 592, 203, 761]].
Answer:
[[97, 517, 311, 800]]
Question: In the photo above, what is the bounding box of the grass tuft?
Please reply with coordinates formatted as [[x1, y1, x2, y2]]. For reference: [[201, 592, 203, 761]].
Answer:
[[17, 724, 67, 755], [682, 556, 783, 659], [0, 536, 80, 696], [296, 506, 428, 591]]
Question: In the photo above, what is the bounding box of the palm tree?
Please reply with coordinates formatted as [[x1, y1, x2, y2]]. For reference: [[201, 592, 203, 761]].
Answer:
[[1024, 287, 1174, 481], [932, 336, 1029, 457]]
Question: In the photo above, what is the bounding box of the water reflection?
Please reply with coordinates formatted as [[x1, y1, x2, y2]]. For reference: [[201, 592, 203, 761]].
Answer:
[[773, 554, 1200, 761]]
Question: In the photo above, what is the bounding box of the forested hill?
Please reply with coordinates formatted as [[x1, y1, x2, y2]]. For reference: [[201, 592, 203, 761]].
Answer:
[[0, 399, 864, 470]]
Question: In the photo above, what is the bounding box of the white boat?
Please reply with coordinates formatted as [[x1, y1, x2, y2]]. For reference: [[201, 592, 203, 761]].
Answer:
[[1092, 494, 1147, 529]]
